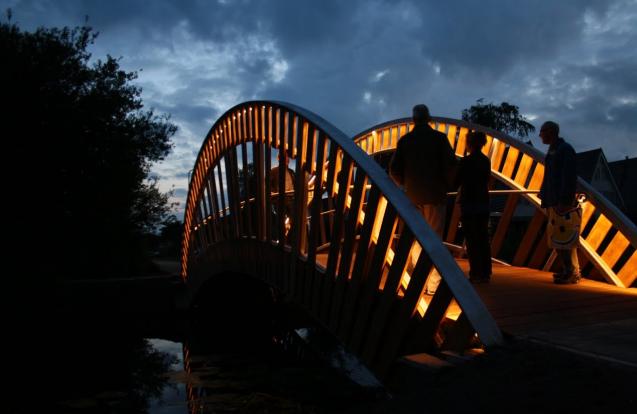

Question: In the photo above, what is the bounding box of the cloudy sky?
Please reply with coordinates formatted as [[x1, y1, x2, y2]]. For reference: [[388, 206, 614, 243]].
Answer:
[[3, 0, 636, 216]]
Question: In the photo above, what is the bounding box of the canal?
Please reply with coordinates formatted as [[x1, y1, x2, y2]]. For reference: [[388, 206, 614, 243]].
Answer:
[[52, 272, 385, 413]]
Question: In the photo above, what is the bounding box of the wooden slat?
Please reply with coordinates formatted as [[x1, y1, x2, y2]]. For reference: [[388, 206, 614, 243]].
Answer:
[[264, 136, 273, 242], [321, 154, 352, 325], [372, 249, 435, 376], [482, 134, 494, 156], [337, 186, 382, 341], [336, 169, 367, 280], [514, 154, 534, 186], [288, 113, 297, 159], [455, 127, 468, 156], [501, 147, 520, 178], [446, 125, 457, 148], [205, 178, 219, 242], [291, 119, 310, 255], [328, 168, 366, 332], [405, 279, 454, 355], [254, 141, 266, 241], [601, 231, 630, 269], [198, 182, 211, 240], [526, 163, 544, 193], [307, 134, 327, 263], [232, 117, 245, 237], [348, 205, 398, 353], [616, 250, 637, 287], [490, 140, 506, 171], [391, 126, 400, 148], [323, 143, 339, 238], [216, 163, 228, 238], [585, 214, 613, 251], [491, 193, 520, 257], [322, 155, 354, 321], [225, 149, 240, 238], [361, 228, 415, 364], [580, 202, 596, 230], [512, 209, 545, 266], [240, 142, 253, 238]]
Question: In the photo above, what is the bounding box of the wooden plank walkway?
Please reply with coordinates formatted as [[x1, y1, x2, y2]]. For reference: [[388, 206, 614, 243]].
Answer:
[[315, 251, 637, 365], [317, 253, 637, 367], [458, 260, 637, 366]]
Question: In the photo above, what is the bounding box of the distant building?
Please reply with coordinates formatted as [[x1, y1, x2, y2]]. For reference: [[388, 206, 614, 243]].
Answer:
[[609, 157, 637, 225], [575, 148, 625, 211]]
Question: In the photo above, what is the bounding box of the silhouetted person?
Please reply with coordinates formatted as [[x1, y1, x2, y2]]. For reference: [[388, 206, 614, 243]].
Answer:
[[539, 121, 581, 284], [455, 131, 492, 283], [390, 104, 456, 293]]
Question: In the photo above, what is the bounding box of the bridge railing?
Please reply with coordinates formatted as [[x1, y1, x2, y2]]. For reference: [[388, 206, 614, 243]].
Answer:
[[354, 118, 637, 288], [181, 101, 502, 377]]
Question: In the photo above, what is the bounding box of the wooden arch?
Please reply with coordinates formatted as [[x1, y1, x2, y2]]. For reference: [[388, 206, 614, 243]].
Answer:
[[354, 117, 637, 288], [179, 101, 502, 378]]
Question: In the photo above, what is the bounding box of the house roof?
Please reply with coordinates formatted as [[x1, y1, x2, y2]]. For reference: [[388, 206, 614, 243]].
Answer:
[[576, 148, 603, 182], [609, 157, 637, 222]]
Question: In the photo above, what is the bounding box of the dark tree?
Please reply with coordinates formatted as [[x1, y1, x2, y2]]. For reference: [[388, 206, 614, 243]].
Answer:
[[2, 21, 177, 279], [462, 99, 536, 138]]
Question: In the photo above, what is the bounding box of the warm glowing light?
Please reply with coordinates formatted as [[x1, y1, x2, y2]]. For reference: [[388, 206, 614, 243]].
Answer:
[[386, 247, 395, 266], [400, 272, 411, 290], [417, 296, 428, 316], [370, 197, 388, 243]]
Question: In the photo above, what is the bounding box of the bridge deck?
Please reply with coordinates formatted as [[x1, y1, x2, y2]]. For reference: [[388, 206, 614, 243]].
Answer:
[[313, 252, 637, 365], [458, 260, 637, 366]]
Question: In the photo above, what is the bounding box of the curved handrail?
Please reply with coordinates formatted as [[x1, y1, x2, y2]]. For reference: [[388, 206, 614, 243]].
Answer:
[[181, 101, 503, 376], [354, 117, 637, 288]]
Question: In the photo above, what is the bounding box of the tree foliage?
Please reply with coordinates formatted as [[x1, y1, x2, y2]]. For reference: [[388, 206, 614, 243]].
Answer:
[[461, 99, 536, 138], [2, 21, 177, 278]]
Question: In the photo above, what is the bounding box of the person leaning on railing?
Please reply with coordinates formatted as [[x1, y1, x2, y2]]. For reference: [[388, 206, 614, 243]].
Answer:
[[538, 121, 582, 284], [389, 104, 457, 294], [454, 131, 492, 284]]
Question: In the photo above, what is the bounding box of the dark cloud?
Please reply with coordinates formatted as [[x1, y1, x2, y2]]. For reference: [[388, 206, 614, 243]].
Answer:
[[4, 0, 636, 208]]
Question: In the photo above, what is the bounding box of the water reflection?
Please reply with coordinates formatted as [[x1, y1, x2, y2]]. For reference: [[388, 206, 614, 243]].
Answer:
[[54, 273, 382, 413], [54, 331, 178, 413]]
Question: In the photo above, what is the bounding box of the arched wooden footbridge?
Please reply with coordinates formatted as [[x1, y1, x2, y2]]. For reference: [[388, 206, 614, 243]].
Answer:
[[179, 101, 637, 378]]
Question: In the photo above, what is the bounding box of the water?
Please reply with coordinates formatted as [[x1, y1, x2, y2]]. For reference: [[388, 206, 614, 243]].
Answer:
[[50, 273, 385, 413], [147, 339, 187, 413], [144, 330, 383, 413]]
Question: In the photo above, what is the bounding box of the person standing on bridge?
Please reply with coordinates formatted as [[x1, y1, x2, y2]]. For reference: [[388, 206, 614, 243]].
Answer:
[[539, 121, 582, 284], [455, 131, 492, 283], [389, 104, 457, 294], [270, 150, 296, 237]]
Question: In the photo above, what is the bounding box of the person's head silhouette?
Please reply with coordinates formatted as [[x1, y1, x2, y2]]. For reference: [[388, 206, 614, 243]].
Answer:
[[412, 104, 430, 126]]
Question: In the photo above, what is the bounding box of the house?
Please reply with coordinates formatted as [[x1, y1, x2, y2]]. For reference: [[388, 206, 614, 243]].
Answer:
[[575, 148, 626, 211], [609, 157, 637, 225]]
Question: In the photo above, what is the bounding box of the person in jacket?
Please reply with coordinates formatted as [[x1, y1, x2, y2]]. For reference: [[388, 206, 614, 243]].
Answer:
[[390, 104, 457, 293], [455, 131, 492, 283], [539, 121, 581, 284]]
